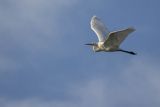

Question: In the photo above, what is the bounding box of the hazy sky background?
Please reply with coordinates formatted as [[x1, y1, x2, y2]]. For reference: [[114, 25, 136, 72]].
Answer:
[[0, 0, 160, 107]]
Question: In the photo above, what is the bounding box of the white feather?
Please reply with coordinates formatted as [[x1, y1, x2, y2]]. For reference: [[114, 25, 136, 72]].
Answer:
[[104, 27, 135, 47], [90, 16, 109, 42]]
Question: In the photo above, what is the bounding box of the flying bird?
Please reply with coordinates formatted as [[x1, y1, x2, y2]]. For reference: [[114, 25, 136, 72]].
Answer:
[[85, 16, 137, 55]]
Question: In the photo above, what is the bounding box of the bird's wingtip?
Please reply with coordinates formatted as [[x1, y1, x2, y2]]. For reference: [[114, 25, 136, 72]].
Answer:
[[91, 15, 99, 20], [128, 27, 136, 31], [92, 15, 97, 18]]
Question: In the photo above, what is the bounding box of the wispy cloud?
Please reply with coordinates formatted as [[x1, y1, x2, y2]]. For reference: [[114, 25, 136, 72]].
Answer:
[[1, 56, 160, 107], [0, 0, 78, 47], [0, 0, 160, 107], [0, 0, 78, 71]]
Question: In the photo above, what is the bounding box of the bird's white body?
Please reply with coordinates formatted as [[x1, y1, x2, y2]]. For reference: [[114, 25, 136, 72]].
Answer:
[[86, 16, 136, 55], [94, 41, 118, 52]]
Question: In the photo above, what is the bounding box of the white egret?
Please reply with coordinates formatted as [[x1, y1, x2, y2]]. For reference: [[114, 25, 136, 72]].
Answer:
[[85, 16, 137, 55]]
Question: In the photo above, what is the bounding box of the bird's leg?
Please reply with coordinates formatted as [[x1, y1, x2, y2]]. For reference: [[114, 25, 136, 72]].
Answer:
[[117, 49, 137, 55]]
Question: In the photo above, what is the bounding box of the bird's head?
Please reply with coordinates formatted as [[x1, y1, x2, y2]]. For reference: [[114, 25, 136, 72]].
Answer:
[[85, 43, 101, 52]]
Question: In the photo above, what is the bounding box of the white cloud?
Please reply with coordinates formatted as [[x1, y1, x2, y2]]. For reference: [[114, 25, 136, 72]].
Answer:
[[0, 0, 78, 72], [0, 0, 78, 50], [0, 97, 80, 107], [1, 56, 160, 107], [0, 0, 160, 107]]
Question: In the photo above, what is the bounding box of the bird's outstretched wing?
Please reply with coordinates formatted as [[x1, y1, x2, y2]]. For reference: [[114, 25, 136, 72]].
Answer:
[[90, 16, 109, 42], [104, 27, 135, 47]]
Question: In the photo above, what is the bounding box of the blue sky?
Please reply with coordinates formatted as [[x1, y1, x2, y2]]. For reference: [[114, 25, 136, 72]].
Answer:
[[0, 0, 160, 107]]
